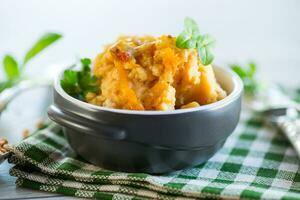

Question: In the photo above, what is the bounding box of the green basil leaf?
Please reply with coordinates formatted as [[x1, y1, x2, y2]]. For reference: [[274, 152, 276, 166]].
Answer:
[[176, 17, 216, 65], [176, 33, 197, 49], [196, 34, 215, 65], [176, 31, 191, 48], [185, 39, 198, 49], [197, 40, 214, 66], [23, 32, 62, 65], [3, 55, 20, 80], [176, 17, 200, 49], [199, 34, 215, 47], [184, 17, 200, 36]]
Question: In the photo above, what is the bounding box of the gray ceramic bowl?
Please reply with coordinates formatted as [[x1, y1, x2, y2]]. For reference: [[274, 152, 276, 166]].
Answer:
[[48, 65, 243, 174]]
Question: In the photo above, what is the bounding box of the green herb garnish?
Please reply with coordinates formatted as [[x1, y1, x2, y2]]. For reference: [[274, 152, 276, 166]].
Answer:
[[1, 32, 62, 93], [230, 62, 258, 96], [176, 18, 200, 49], [176, 17, 215, 66], [61, 58, 100, 101]]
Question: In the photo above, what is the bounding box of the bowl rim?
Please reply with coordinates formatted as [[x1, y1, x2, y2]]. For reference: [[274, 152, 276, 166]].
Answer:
[[54, 64, 243, 115]]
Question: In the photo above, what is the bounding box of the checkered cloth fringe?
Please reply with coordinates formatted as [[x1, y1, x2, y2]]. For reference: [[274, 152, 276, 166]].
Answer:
[[8, 109, 300, 199]]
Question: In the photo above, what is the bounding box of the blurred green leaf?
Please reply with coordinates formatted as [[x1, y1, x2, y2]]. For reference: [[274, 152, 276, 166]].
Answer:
[[0, 80, 14, 93], [230, 64, 247, 79], [3, 55, 19, 80], [23, 32, 62, 65], [248, 62, 257, 78], [230, 62, 259, 96], [295, 88, 300, 103], [0, 32, 62, 105]]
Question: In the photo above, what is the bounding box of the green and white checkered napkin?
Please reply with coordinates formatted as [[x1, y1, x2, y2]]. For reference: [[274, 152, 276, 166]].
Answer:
[[8, 89, 300, 199]]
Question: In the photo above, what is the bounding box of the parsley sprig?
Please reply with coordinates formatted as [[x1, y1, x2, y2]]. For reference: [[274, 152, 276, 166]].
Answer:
[[176, 17, 215, 66], [230, 62, 258, 96], [61, 58, 100, 101]]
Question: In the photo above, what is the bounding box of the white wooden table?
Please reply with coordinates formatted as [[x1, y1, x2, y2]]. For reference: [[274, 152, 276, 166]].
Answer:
[[0, 0, 299, 199]]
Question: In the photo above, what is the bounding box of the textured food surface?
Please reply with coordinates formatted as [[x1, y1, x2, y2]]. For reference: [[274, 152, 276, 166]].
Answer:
[[88, 35, 226, 110]]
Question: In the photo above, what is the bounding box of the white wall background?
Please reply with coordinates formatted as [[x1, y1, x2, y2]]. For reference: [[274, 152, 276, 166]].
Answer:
[[0, 0, 300, 86]]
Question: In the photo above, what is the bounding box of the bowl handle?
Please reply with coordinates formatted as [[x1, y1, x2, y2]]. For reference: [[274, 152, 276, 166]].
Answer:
[[48, 105, 126, 140]]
